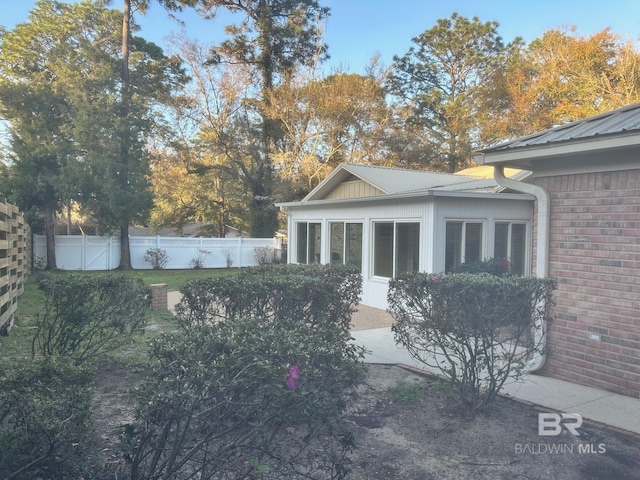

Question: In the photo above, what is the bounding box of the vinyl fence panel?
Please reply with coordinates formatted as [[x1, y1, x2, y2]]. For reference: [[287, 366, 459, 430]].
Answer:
[[33, 235, 281, 270]]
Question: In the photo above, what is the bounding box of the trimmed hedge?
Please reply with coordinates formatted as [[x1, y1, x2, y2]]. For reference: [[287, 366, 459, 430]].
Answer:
[[0, 357, 95, 479], [389, 272, 554, 412], [175, 263, 362, 331], [33, 273, 150, 364], [123, 263, 366, 479]]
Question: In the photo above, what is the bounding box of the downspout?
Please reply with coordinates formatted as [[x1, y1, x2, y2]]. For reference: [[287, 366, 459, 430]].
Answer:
[[493, 166, 550, 372]]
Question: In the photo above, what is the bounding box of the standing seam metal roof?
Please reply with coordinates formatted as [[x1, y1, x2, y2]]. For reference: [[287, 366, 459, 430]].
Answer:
[[481, 102, 640, 153]]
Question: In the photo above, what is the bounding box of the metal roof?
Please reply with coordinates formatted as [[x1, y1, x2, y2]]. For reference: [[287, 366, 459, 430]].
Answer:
[[296, 162, 523, 205], [481, 102, 640, 153], [340, 163, 480, 194]]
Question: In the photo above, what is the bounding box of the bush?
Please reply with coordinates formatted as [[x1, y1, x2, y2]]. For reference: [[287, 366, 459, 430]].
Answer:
[[190, 248, 211, 269], [254, 246, 279, 265], [457, 257, 511, 276], [144, 248, 168, 269], [389, 272, 554, 413], [122, 316, 365, 479], [175, 263, 362, 331], [0, 357, 95, 479], [32, 273, 150, 364]]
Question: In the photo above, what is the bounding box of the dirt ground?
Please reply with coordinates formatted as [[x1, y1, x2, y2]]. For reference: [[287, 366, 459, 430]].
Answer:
[[92, 360, 640, 480], [346, 364, 640, 480]]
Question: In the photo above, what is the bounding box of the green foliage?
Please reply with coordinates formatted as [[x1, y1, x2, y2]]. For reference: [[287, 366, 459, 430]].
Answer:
[[389, 272, 554, 413], [0, 357, 95, 480], [388, 383, 429, 405], [144, 247, 169, 269], [123, 263, 364, 479], [32, 273, 150, 364], [457, 257, 512, 276], [176, 263, 362, 331]]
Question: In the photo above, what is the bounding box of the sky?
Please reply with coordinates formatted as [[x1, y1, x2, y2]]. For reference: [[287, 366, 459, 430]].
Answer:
[[2, 0, 640, 74]]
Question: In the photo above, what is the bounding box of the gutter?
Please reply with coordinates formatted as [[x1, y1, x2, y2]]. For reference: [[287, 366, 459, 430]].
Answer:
[[493, 166, 550, 372]]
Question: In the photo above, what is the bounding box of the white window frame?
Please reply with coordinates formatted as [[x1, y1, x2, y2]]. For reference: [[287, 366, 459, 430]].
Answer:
[[494, 221, 530, 275], [328, 221, 363, 272], [371, 220, 421, 279], [445, 220, 485, 273], [295, 221, 321, 264]]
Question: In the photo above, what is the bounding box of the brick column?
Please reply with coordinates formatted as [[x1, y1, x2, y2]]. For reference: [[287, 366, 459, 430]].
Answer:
[[150, 283, 168, 311]]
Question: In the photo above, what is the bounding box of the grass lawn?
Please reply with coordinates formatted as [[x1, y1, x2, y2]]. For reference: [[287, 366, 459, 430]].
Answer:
[[1, 268, 238, 360]]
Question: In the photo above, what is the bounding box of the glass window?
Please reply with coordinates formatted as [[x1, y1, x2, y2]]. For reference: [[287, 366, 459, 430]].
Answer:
[[373, 223, 393, 277], [330, 223, 344, 264], [330, 222, 363, 272], [297, 222, 308, 264], [396, 223, 420, 275], [373, 221, 420, 278], [445, 221, 483, 273], [296, 222, 321, 264], [495, 222, 527, 275]]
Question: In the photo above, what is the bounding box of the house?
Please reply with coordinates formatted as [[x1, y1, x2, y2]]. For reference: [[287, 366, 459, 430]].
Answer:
[[276, 163, 535, 309], [476, 102, 640, 399]]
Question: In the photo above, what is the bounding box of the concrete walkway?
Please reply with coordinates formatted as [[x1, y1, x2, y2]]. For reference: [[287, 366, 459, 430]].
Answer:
[[351, 322, 640, 437], [168, 292, 640, 436]]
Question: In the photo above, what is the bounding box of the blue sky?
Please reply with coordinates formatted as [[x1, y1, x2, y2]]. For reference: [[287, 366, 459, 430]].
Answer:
[[2, 0, 640, 73]]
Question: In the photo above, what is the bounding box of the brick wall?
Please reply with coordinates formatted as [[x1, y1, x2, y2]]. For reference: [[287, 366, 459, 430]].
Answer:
[[536, 170, 640, 398]]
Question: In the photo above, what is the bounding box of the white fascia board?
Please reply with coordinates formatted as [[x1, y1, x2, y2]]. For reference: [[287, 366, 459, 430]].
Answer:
[[276, 190, 533, 212], [475, 135, 640, 166]]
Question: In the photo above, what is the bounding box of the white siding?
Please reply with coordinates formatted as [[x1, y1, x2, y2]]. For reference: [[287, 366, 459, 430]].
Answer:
[[433, 196, 534, 274], [284, 194, 534, 310], [286, 197, 435, 309]]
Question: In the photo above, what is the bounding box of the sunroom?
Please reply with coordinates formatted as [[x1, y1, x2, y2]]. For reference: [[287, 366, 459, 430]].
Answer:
[[276, 163, 534, 309]]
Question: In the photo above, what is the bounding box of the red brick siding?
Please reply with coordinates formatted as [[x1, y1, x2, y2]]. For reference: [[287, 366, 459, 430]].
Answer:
[[536, 170, 640, 398]]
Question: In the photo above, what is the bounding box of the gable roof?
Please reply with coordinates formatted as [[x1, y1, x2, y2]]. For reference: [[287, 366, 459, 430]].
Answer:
[[275, 163, 533, 209], [303, 163, 484, 201], [475, 102, 640, 168]]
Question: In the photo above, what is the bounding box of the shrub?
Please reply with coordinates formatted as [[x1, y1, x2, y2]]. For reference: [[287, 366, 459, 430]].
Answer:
[[254, 246, 279, 265], [175, 263, 362, 331], [190, 248, 211, 269], [389, 272, 554, 413], [32, 273, 150, 364], [457, 257, 511, 276], [122, 315, 365, 479], [0, 357, 95, 479], [143, 247, 168, 269]]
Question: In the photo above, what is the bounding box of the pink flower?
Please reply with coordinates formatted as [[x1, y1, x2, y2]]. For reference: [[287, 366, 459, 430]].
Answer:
[[431, 275, 439, 283], [286, 365, 300, 389]]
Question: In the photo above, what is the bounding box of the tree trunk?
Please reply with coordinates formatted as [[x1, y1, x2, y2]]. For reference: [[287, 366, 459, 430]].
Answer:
[[44, 206, 57, 270], [118, 224, 132, 270], [117, 0, 132, 270]]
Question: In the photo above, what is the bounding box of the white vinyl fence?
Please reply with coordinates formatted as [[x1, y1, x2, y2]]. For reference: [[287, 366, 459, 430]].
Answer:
[[33, 235, 282, 270]]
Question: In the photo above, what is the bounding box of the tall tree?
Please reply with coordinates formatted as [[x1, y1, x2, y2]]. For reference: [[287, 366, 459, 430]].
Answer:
[[267, 68, 395, 195], [388, 13, 510, 172], [0, 0, 86, 269], [68, 0, 188, 269], [485, 28, 640, 141], [183, 0, 330, 236], [0, 0, 187, 269]]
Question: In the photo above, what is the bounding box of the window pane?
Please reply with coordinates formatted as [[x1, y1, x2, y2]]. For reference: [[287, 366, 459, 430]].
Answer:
[[510, 224, 526, 275], [308, 223, 321, 264], [373, 222, 393, 277], [330, 223, 344, 264], [494, 222, 509, 260], [296, 223, 308, 264], [395, 223, 420, 275], [465, 223, 483, 264], [345, 223, 363, 272], [445, 222, 463, 273]]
